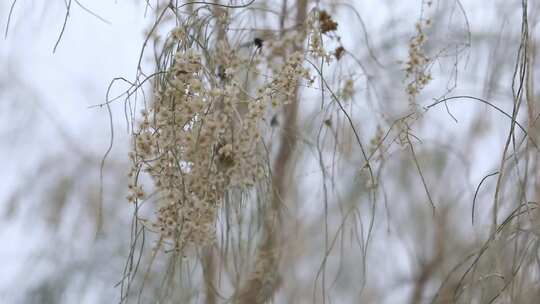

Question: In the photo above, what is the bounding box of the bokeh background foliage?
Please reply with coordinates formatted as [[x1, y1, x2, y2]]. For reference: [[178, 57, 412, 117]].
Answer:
[[1, 0, 540, 303]]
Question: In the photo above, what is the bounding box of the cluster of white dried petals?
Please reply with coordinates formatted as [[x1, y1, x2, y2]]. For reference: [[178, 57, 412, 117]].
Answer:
[[126, 19, 317, 249], [127, 48, 265, 248], [307, 11, 327, 60], [262, 51, 312, 107], [309, 9, 340, 62], [340, 78, 355, 101], [125, 3, 346, 252], [405, 19, 432, 105]]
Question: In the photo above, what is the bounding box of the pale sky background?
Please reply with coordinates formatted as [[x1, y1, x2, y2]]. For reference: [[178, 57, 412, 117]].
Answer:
[[0, 1, 533, 303]]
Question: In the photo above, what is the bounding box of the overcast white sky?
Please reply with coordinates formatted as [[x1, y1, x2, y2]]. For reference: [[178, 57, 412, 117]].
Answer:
[[0, 1, 533, 303]]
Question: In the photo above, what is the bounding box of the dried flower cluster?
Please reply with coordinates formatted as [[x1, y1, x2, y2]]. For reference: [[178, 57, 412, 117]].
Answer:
[[340, 78, 355, 101], [127, 43, 269, 249], [318, 10, 338, 34], [334, 46, 345, 60], [263, 51, 312, 107], [405, 19, 432, 105], [307, 10, 339, 61], [127, 19, 316, 250]]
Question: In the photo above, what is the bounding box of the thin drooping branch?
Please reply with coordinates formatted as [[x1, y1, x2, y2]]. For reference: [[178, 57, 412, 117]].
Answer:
[[235, 0, 308, 303], [202, 3, 228, 302], [492, 0, 529, 234]]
